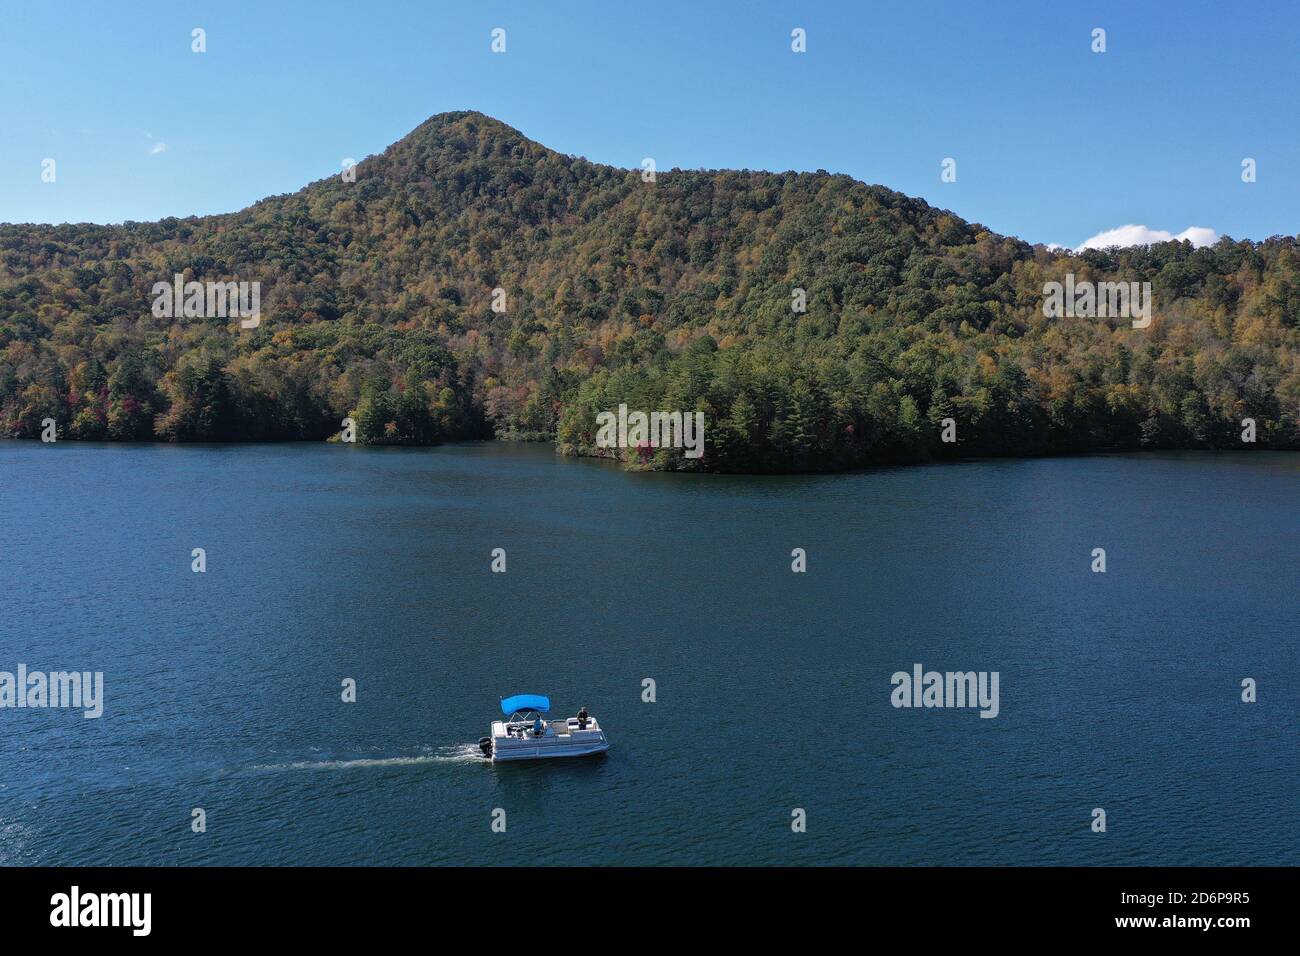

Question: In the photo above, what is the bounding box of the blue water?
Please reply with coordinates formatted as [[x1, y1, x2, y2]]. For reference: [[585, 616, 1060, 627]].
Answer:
[[1, 441, 1296, 865]]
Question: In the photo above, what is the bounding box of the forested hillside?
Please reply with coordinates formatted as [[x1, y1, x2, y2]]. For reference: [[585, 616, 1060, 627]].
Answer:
[[3, 111, 1298, 471]]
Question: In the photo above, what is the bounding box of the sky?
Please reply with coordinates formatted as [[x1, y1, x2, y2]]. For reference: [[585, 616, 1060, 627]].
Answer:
[[1, 0, 1297, 249]]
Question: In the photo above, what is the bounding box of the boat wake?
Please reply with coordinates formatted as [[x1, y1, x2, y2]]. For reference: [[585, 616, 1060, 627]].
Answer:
[[250, 745, 486, 774]]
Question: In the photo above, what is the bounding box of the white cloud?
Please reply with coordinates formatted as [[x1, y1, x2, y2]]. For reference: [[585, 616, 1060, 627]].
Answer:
[[150, 141, 168, 155], [1075, 224, 1217, 252]]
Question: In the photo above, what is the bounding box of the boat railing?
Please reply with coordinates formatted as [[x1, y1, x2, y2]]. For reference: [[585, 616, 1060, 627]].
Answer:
[[500, 716, 600, 737]]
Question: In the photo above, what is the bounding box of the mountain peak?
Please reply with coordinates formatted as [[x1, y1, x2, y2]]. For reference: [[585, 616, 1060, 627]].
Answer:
[[385, 110, 555, 164]]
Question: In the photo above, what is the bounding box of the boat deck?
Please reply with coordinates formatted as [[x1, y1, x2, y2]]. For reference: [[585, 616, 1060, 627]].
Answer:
[[493, 716, 601, 739]]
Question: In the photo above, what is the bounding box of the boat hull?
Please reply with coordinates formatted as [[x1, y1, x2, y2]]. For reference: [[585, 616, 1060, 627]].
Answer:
[[491, 739, 610, 762]]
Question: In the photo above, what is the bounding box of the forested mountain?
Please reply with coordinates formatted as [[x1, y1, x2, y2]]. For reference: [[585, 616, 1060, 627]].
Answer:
[[3, 110, 1298, 471]]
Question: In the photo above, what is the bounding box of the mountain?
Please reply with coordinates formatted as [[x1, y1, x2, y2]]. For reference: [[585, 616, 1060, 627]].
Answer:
[[2, 110, 1298, 471]]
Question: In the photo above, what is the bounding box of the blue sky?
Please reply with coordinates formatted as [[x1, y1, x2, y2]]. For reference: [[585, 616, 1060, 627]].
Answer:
[[1, 0, 1296, 248]]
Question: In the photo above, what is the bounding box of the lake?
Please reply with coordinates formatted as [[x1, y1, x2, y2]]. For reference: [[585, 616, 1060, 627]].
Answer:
[[1, 441, 1295, 865]]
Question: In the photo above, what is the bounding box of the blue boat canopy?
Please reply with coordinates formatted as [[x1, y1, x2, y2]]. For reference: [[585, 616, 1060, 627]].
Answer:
[[501, 694, 550, 716]]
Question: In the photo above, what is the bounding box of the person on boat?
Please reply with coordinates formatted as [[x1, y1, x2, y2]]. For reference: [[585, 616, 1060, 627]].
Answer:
[[532, 716, 544, 737], [577, 706, 589, 729]]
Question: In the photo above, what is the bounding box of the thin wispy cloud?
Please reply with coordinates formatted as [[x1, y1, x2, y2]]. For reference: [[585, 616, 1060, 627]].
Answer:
[[149, 141, 168, 155]]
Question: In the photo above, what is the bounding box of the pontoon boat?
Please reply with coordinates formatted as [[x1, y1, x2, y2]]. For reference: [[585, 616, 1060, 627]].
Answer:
[[478, 694, 609, 762]]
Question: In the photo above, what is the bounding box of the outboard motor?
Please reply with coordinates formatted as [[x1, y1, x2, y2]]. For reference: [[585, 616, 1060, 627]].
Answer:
[[478, 736, 493, 758]]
